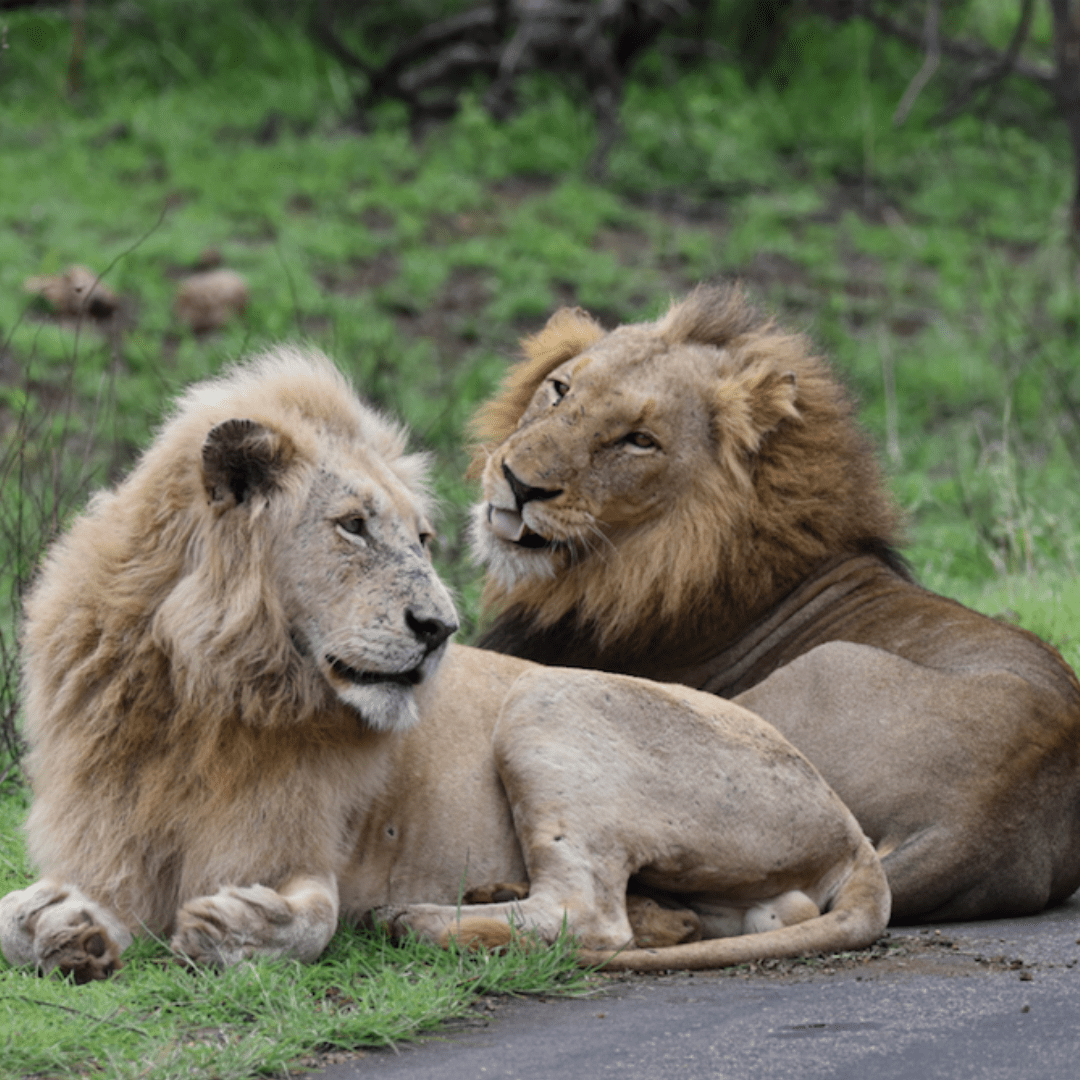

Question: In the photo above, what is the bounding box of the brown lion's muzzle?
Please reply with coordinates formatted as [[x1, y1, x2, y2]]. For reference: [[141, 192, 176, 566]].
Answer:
[[486, 463, 561, 548]]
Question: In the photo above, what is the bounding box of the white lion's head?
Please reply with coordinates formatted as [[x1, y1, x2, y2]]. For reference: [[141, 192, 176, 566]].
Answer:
[[123, 348, 459, 734]]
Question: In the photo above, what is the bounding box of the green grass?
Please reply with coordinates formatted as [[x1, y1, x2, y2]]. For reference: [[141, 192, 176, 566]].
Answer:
[[1, 778, 593, 1078], [0, 918, 592, 1079], [3, 1, 1080, 1074]]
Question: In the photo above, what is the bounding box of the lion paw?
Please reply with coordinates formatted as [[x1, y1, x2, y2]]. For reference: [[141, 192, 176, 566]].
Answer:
[[37, 911, 124, 982], [626, 894, 703, 948], [0, 880, 130, 982], [172, 884, 292, 967], [172, 877, 337, 967]]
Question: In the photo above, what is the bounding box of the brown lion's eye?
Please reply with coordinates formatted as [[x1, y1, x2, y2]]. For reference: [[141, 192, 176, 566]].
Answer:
[[623, 431, 659, 451]]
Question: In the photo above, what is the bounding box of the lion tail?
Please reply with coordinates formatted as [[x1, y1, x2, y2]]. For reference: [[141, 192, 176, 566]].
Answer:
[[578, 839, 891, 973]]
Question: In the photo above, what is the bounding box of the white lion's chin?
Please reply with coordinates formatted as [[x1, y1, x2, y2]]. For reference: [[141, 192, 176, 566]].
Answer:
[[341, 682, 421, 734], [335, 642, 449, 734], [469, 503, 556, 589]]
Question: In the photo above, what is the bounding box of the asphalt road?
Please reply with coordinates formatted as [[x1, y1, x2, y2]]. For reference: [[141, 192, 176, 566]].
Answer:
[[314, 893, 1080, 1080]]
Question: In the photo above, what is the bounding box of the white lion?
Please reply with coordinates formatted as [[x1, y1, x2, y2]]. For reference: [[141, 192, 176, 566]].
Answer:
[[0, 349, 888, 980]]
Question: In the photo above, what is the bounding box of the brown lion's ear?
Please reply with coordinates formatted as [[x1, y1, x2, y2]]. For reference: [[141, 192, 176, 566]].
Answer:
[[659, 282, 762, 348], [202, 418, 295, 509], [466, 307, 606, 477], [713, 368, 800, 457], [521, 306, 606, 369]]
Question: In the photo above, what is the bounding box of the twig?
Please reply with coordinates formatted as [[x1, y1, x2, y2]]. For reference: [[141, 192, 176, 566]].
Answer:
[[935, 0, 1036, 123], [311, 0, 706, 166], [892, 0, 940, 126], [13, 996, 151, 1036], [67, 0, 85, 97], [863, 4, 1052, 86]]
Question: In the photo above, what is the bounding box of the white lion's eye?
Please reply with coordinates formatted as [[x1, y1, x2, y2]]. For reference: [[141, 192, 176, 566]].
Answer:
[[550, 378, 569, 402], [337, 516, 368, 544], [623, 431, 659, 452], [419, 530, 434, 550]]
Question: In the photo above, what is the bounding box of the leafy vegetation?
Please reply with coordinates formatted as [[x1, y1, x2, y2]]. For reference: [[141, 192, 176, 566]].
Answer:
[[2, 0, 1080, 1075]]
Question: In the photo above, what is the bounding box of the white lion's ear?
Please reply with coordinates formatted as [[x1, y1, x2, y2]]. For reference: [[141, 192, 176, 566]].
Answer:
[[202, 418, 295, 509]]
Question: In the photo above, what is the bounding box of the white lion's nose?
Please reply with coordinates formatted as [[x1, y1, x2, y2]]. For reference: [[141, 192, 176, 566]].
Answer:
[[405, 609, 457, 653]]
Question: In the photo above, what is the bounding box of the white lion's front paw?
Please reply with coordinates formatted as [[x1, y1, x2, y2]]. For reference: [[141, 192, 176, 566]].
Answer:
[[171, 884, 292, 967], [171, 876, 338, 967], [0, 880, 131, 982]]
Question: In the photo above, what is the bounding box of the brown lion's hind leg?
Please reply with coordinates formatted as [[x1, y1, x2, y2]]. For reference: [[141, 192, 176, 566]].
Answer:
[[391, 890, 700, 954], [0, 879, 132, 981], [438, 917, 520, 952]]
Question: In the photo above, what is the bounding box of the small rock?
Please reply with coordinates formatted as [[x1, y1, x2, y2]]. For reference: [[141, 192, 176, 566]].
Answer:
[[174, 269, 249, 331], [23, 264, 119, 318]]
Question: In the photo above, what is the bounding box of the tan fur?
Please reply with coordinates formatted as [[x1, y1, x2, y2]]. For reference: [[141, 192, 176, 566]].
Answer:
[[471, 283, 1080, 923], [1, 350, 458, 974], [1, 348, 889, 979]]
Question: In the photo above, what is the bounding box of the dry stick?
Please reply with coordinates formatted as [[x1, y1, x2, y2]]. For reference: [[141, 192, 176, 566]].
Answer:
[[865, 0, 1079, 238], [892, 0, 941, 127], [67, 0, 85, 98], [935, 0, 1036, 124], [863, 4, 1052, 86], [13, 996, 150, 1037]]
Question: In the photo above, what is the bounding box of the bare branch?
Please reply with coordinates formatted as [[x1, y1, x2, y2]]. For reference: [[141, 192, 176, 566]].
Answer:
[[310, 0, 706, 167], [935, 0, 1036, 123], [311, 0, 375, 83], [1047, 0, 1080, 236], [863, 4, 1053, 86], [892, 0, 941, 127]]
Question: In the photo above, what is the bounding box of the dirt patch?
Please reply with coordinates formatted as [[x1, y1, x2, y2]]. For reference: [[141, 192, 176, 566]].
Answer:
[[587, 930, 1038, 993], [393, 268, 495, 364], [318, 253, 400, 296]]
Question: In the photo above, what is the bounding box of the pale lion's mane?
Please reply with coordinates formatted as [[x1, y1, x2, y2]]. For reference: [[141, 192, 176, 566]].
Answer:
[[19, 349, 431, 931]]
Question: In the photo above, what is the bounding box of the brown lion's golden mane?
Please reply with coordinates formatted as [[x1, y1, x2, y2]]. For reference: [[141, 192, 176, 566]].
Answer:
[[472, 284, 903, 655]]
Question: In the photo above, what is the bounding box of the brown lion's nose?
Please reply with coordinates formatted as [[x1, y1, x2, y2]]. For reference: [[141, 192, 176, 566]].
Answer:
[[502, 462, 562, 510]]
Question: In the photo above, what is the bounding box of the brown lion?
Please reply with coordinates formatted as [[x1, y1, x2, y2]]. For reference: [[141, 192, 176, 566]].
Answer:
[[0, 348, 889, 981], [470, 283, 1080, 924]]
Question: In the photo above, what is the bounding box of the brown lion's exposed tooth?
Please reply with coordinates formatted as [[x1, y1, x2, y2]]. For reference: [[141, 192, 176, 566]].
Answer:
[[489, 507, 528, 542]]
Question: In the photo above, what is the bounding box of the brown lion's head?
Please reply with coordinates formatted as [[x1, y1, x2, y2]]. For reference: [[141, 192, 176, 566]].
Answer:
[[469, 283, 901, 655]]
